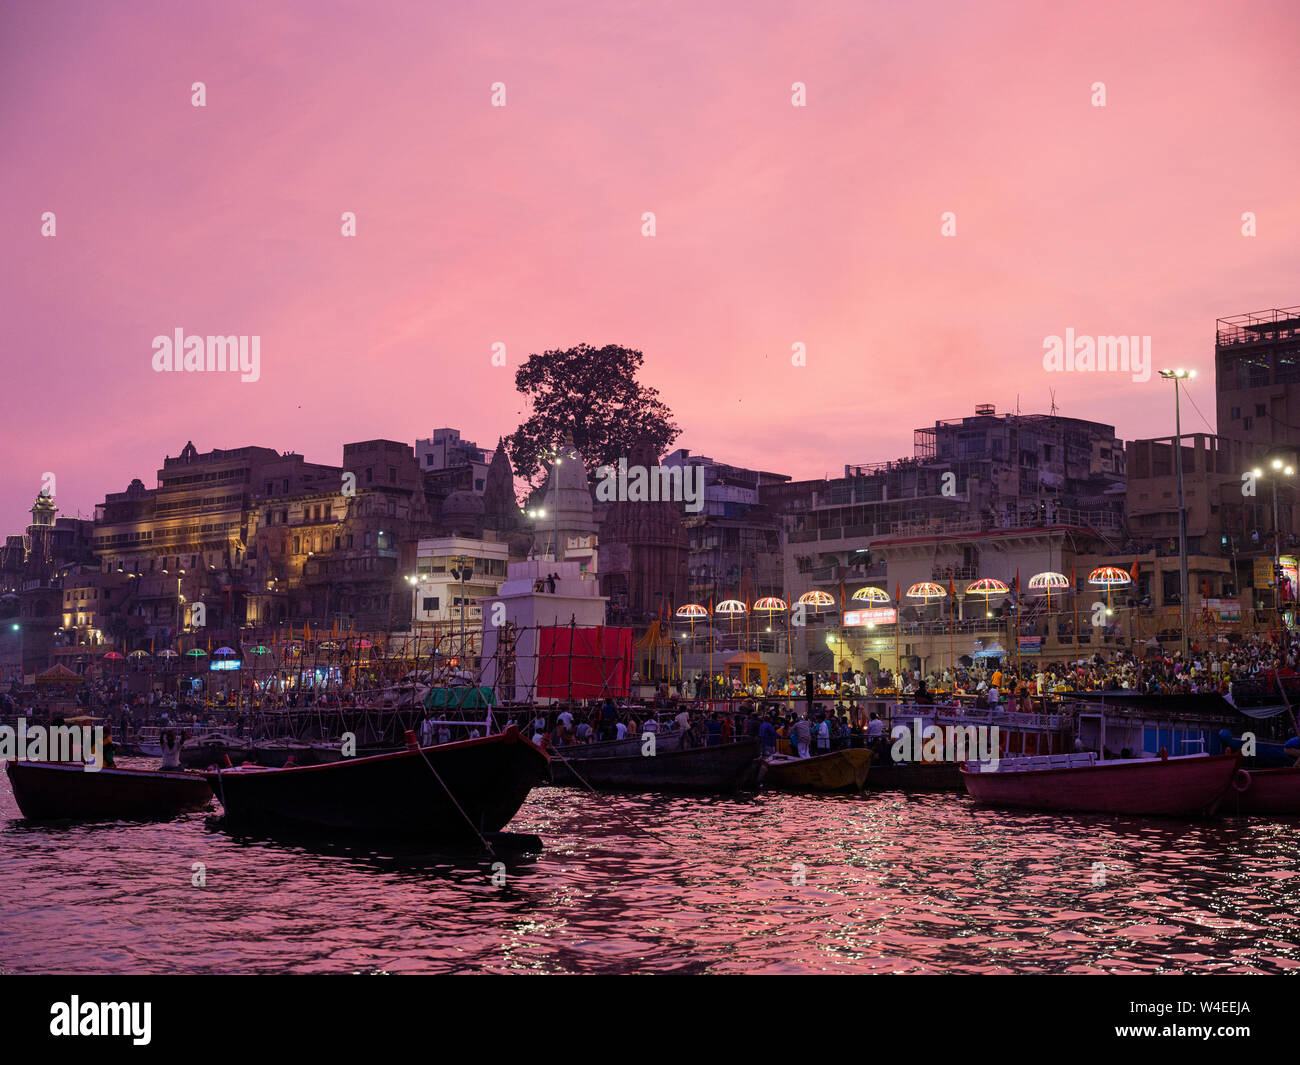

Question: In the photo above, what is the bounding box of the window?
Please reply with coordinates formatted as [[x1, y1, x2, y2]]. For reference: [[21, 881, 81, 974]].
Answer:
[[475, 479, 485, 491], [389, 467, 397, 484], [1231, 406, 1241, 420], [364, 532, 371, 548], [1256, 404, 1267, 417], [1244, 417, 1254, 430], [366, 468, 373, 484], [422, 596, 439, 611], [293, 536, 300, 553]]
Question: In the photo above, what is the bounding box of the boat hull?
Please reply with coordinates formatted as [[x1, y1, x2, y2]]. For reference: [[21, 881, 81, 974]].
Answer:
[[961, 753, 1240, 817], [1227, 766, 1300, 815], [5, 761, 213, 821], [762, 749, 872, 792], [548, 738, 760, 792], [206, 729, 549, 841], [866, 760, 964, 792]]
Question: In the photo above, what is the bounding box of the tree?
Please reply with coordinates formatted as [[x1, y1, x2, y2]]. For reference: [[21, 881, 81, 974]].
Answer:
[[508, 343, 680, 487]]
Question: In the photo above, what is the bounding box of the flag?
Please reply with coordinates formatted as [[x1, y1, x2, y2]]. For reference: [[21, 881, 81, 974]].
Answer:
[[947, 575, 955, 598], [896, 581, 902, 606], [1130, 558, 1140, 583], [1014, 569, 1020, 596]]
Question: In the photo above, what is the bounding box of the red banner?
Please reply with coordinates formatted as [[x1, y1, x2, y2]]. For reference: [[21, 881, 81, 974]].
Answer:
[[536, 626, 633, 700]]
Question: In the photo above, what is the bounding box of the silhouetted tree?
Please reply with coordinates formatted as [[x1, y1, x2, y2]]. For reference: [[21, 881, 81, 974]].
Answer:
[[508, 343, 680, 487]]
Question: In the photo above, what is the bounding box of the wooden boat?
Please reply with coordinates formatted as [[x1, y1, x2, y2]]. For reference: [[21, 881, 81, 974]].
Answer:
[[866, 759, 964, 792], [1224, 765, 1300, 815], [760, 749, 872, 792], [5, 760, 213, 821], [246, 739, 314, 768], [961, 751, 1240, 817], [180, 734, 252, 768], [548, 737, 760, 792], [205, 726, 548, 842]]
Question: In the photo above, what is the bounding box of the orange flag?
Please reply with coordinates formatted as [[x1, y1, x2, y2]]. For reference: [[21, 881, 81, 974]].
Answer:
[[1130, 558, 1140, 583]]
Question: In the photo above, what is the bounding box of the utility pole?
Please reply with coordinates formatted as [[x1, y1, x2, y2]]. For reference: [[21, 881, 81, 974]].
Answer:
[[1158, 369, 1194, 661]]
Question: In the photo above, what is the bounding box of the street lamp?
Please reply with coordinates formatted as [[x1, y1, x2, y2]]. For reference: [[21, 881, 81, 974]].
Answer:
[[1250, 456, 1295, 655], [450, 556, 474, 670], [1158, 368, 1195, 659]]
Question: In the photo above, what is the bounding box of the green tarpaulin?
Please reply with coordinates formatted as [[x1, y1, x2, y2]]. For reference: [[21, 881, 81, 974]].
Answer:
[[424, 686, 496, 710]]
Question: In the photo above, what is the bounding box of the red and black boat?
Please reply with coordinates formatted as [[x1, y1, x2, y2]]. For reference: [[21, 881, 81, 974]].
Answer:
[[205, 726, 549, 842], [5, 760, 214, 821]]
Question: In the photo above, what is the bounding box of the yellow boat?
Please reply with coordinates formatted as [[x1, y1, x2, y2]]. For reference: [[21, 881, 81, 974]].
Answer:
[[760, 749, 872, 792]]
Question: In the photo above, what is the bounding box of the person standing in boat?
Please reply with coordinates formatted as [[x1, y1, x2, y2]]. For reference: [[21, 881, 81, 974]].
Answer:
[[160, 729, 182, 771], [791, 715, 812, 759]]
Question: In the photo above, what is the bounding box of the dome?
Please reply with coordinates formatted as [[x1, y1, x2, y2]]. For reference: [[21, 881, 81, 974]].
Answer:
[[441, 490, 485, 537]]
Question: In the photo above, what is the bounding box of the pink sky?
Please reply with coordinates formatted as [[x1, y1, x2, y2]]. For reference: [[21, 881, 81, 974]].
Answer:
[[3, 0, 1299, 533]]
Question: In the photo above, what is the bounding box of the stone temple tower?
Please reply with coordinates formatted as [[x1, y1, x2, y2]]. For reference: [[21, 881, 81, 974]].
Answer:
[[24, 491, 58, 576], [540, 438, 595, 561]]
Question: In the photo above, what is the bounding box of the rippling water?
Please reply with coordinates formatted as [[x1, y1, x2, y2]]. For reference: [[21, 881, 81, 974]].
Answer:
[[3, 762, 1300, 974]]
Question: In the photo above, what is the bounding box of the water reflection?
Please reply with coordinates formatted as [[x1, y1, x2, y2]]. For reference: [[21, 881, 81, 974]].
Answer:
[[3, 775, 1299, 974]]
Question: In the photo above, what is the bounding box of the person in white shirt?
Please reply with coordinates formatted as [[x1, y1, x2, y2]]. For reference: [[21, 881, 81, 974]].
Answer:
[[159, 730, 182, 771], [615, 720, 628, 740]]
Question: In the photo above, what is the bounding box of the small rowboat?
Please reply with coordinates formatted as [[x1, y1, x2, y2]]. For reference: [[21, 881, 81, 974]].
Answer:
[[760, 749, 872, 792], [1224, 765, 1300, 815], [961, 751, 1240, 817], [5, 761, 213, 821]]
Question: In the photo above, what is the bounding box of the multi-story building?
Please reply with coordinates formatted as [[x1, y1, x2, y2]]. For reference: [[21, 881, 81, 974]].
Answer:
[[243, 439, 436, 634], [415, 427, 493, 493], [1216, 304, 1300, 452], [659, 449, 789, 610], [406, 536, 511, 662]]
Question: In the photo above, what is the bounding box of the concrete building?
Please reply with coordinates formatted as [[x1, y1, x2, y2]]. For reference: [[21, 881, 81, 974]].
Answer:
[[415, 427, 493, 493], [478, 559, 609, 704], [407, 535, 510, 659], [1216, 304, 1300, 451]]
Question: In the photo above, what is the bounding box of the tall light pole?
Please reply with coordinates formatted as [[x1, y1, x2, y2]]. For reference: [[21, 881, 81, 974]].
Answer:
[[1158, 369, 1194, 660], [1250, 457, 1294, 661], [450, 555, 474, 670]]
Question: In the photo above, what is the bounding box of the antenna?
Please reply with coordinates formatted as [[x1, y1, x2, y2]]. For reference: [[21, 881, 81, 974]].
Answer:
[[1049, 388, 1059, 417]]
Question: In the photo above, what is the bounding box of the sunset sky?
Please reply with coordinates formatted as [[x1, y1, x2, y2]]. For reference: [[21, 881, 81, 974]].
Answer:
[[3, 0, 1299, 533]]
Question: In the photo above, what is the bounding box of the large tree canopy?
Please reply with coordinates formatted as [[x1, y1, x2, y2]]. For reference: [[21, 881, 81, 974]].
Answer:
[[508, 343, 680, 487]]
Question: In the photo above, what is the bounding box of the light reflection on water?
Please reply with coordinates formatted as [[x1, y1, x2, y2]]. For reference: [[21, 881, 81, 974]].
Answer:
[[3, 771, 1299, 974]]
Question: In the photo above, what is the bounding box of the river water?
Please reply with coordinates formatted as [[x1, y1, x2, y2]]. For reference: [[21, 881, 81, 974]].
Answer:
[[3, 768, 1299, 974]]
